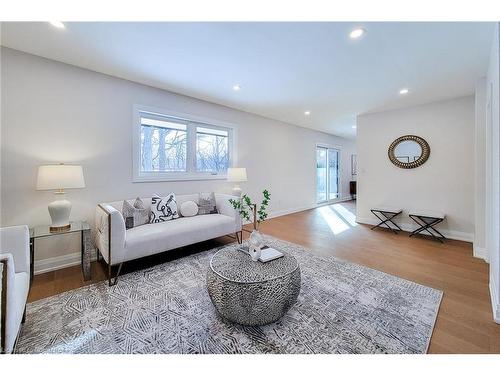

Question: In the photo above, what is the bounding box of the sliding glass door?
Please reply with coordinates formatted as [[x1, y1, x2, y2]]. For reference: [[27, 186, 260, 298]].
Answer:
[[316, 147, 328, 202], [316, 145, 340, 203]]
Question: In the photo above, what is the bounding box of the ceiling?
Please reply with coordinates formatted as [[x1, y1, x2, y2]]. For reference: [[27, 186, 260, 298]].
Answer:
[[0, 22, 495, 139]]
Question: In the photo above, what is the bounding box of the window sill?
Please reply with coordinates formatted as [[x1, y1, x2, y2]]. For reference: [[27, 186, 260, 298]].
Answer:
[[133, 173, 228, 183]]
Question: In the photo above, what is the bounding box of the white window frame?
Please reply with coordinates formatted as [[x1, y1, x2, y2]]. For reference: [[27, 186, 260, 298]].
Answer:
[[133, 105, 237, 182], [315, 143, 342, 203]]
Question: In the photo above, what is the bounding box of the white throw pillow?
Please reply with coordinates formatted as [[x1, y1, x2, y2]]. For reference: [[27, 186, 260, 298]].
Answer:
[[180, 201, 198, 217], [150, 193, 179, 223]]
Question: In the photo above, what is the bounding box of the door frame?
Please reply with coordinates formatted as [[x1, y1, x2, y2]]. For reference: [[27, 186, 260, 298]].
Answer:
[[316, 143, 342, 204]]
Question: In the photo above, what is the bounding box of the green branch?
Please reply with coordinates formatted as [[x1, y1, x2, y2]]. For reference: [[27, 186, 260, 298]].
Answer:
[[229, 189, 271, 226]]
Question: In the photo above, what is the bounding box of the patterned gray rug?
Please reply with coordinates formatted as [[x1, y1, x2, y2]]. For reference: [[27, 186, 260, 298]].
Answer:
[[16, 237, 442, 354]]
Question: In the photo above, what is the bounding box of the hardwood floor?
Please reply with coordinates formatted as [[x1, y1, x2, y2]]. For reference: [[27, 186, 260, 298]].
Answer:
[[28, 200, 500, 353]]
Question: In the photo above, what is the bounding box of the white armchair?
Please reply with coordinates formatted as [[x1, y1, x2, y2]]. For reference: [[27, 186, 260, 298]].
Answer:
[[0, 225, 30, 354]]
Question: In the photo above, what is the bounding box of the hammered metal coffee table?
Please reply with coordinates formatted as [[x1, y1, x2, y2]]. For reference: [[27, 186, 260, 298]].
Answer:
[[207, 246, 301, 326]]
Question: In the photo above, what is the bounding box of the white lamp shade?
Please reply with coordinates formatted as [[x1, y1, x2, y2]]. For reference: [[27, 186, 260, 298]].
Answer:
[[227, 168, 247, 182], [36, 164, 85, 190]]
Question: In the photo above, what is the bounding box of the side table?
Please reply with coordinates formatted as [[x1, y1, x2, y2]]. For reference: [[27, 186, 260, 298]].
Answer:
[[29, 221, 92, 286]]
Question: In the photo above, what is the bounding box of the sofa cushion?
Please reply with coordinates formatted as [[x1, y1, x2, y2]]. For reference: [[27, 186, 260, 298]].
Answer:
[[150, 193, 179, 223], [123, 214, 235, 262]]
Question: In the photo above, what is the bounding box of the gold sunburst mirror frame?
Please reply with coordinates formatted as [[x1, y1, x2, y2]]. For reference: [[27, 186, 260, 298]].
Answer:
[[388, 135, 430, 169]]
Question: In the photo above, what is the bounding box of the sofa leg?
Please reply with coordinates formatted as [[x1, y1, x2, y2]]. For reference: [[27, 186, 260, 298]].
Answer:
[[108, 263, 123, 286], [236, 231, 243, 244], [108, 263, 111, 286]]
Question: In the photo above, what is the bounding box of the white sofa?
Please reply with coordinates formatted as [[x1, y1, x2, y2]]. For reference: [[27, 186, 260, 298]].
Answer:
[[0, 225, 30, 354], [95, 193, 242, 285]]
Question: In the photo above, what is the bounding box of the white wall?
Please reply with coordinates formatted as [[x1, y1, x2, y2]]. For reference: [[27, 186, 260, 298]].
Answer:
[[485, 23, 500, 324], [0, 47, 356, 270], [356, 96, 475, 241], [475, 77, 487, 261]]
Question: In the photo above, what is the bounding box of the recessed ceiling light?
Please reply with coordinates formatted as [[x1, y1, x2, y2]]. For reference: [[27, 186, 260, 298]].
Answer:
[[349, 28, 365, 39], [399, 88, 409, 95], [232, 84, 241, 91], [49, 21, 65, 29], [304, 111, 311, 116]]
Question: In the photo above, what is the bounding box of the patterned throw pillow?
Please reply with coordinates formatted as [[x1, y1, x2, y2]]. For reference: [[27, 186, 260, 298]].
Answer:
[[122, 198, 150, 229], [198, 192, 218, 215], [150, 193, 179, 223]]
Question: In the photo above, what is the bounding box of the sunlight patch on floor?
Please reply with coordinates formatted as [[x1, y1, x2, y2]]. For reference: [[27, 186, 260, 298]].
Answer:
[[319, 206, 350, 235], [331, 204, 358, 227]]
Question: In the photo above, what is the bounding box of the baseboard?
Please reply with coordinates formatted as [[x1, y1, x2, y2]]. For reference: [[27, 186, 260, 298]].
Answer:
[[356, 216, 474, 243], [489, 274, 500, 324], [473, 245, 489, 263], [34, 251, 97, 275]]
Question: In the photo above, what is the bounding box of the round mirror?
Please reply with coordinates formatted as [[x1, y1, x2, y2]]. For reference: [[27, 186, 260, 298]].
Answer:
[[388, 135, 430, 169]]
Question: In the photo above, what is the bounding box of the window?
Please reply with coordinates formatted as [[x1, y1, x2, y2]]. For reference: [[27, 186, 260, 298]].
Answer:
[[134, 107, 234, 181], [140, 115, 187, 172], [316, 145, 340, 203], [196, 127, 229, 173]]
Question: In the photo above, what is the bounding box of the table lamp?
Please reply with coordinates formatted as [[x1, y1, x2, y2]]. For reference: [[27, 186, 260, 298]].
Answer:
[[36, 164, 85, 232], [227, 167, 247, 196]]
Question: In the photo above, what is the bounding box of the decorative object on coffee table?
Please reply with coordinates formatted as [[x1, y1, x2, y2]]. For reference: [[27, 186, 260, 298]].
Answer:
[[229, 190, 271, 257], [36, 164, 86, 232], [207, 245, 301, 326], [248, 230, 263, 261]]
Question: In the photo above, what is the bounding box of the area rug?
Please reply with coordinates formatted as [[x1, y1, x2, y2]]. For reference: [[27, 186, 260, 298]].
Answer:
[[16, 236, 442, 354]]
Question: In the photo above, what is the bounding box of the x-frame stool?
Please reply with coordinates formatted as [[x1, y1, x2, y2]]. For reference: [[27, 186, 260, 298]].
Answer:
[[409, 211, 446, 243], [370, 207, 403, 234]]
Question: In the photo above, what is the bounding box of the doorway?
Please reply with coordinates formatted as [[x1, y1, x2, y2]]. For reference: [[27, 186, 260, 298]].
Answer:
[[316, 145, 340, 203]]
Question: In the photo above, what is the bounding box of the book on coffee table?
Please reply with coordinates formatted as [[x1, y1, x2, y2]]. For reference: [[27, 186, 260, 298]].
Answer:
[[259, 246, 284, 262]]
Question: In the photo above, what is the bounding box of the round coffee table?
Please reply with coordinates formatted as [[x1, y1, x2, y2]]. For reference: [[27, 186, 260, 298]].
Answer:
[[207, 246, 301, 326]]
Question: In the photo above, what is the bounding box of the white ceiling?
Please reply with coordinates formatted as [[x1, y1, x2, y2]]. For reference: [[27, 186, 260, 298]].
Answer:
[[0, 22, 494, 139]]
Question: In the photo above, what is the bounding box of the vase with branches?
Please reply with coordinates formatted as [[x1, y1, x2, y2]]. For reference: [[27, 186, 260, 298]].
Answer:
[[229, 190, 271, 260], [229, 190, 271, 230]]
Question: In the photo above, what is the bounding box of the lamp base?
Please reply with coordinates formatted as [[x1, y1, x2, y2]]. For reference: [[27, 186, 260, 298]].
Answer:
[[48, 199, 72, 232], [232, 185, 243, 197], [50, 224, 71, 233]]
